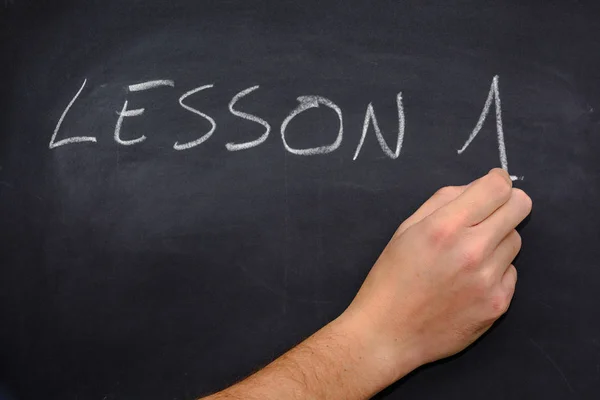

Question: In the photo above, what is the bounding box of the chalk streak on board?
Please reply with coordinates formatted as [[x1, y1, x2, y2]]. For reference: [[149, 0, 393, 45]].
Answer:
[[49, 79, 97, 149], [281, 96, 343, 156], [114, 101, 147, 145], [174, 84, 216, 150], [128, 80, 175, 92], [457, 76, 522, 181], [353, 92, 405, 160], [529, 338, 575, 393], [226, 85, 271, 151]]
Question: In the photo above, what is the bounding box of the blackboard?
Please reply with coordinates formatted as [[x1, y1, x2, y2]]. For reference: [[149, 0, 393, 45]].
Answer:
[[1, 1, 599, 399]]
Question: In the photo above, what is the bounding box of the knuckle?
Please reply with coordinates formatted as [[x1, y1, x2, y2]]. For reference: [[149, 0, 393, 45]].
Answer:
[[425, 219, 458, 246], [489, 293, 511, 317], [478, 269, 496, 290], [460, 243, 485, 270]]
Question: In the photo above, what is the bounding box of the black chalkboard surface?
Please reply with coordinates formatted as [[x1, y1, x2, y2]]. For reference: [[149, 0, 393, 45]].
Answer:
[[1, 1, 599, 399]]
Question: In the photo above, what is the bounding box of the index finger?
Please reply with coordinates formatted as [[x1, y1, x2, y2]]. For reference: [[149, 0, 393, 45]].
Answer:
[[438, 168, 513, 227], [394, 185, 468, 238]]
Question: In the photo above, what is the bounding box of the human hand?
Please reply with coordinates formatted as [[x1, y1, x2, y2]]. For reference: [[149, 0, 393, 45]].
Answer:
[[340, 168, 532, 381]]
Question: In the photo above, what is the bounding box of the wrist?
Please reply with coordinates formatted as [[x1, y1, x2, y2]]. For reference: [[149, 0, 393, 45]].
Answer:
[[331, 309, 424, 388]]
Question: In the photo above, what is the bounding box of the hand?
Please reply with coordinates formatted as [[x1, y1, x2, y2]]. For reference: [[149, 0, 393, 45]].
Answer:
[[204, 169, 533, 400], [341, 168, 532, 380]]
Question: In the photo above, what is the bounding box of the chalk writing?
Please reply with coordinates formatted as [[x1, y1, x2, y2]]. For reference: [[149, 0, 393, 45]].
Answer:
[[114, 100, 147, 145], [226, 86, 271, 151], [281, 96, 343, 156], [49, 79, 97, 149], [354, 93, 405, 160], [128, 80, 175, 92], [50, 76, 521, 178], [457, 76, 521, 180], [174, 84, 216, 150]]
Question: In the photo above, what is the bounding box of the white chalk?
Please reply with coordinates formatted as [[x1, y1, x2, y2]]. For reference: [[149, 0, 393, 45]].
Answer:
[[353, 92, 405, 160], [226, 86, 271, 151], [114, 100, 147, 145], [49, 79, 97, 149], [128, 80, 174, 92], [280, 95, 343, 155], [457, 76, 522, 180], [174, 84, 216, 150]]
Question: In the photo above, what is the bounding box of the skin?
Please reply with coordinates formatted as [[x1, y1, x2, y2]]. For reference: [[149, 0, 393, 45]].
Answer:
[[202, 168, 533, 400]]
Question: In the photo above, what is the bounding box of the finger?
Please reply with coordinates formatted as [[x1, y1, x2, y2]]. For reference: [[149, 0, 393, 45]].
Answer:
[[489, 265, 517, 317], [394, 185, 467, 237], [482, 230, 521, 280], [475, 188, 532, 250], [501, 264, 517, 295], [439, 168, 512, 227]]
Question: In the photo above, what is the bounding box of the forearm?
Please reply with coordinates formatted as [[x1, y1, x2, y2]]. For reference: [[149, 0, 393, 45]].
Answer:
[[203, 314, 420, 400]]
